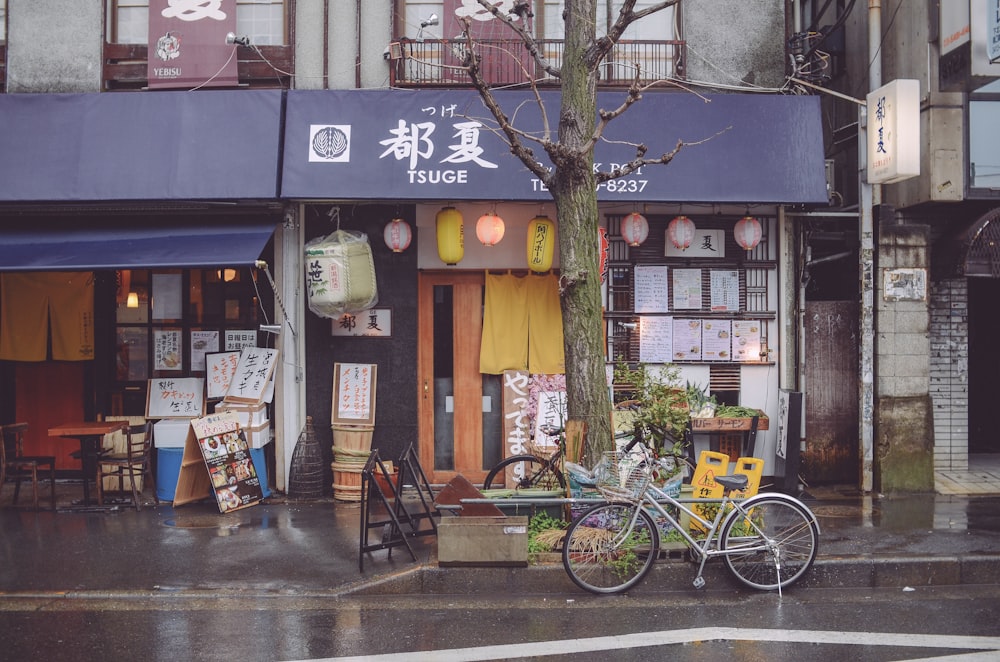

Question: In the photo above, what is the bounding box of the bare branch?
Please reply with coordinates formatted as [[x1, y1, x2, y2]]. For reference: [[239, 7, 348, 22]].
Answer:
[[594, 126, 732, 183], [473, 0, 561, 79], [590, 0, 681, 67]]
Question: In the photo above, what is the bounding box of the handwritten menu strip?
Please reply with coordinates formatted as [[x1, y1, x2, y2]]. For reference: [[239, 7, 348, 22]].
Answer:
[[146, 377, 205, 419], [634, 265, 669, 313], [672, 268, 702, 310], [332, 362, 377, 425], [224, 347, 279, 404], [206, 351, 241, 400], [190, 412, 262, 513], [710, 269, 740, 312], [701, 319, 733, 361], [639, 316, 673, 363], [672, 318, 703, 361]]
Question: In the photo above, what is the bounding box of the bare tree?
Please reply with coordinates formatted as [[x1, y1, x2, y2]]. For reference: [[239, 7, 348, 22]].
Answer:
[[459, 0, 685, 462]]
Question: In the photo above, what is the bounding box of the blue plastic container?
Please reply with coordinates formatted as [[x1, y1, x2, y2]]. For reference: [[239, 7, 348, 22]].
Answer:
[[156, 447, 184, 502]]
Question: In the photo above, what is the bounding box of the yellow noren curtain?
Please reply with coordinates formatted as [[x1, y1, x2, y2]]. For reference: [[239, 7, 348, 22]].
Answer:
[[0, 272, 95, 361], [527, 273, 565, 374], [480, 272, 565, 375]]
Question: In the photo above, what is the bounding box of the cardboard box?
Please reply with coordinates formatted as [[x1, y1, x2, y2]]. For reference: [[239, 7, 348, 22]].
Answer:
[[246, 422, 272, 449], [437, 516, 528, 567], [216, 402, 269, 429], [153, 419, 193, 448]]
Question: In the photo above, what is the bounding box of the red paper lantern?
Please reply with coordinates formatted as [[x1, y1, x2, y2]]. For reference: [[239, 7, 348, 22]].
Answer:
[[383, 218, 412, 252], [598, 227, 610, 283], [475, 212, 506, 246], [667, 215, 695, 250], [621, 211, 649, 246], [734, 216, 763, 250]]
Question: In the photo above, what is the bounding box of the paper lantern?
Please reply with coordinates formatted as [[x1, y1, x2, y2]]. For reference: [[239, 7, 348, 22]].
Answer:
[[526, 215, 556, 272], [621, 211, 649, 246], [734, 215, 763, 251], [476, 212, 505, 246], [667, 215, 695, 250], [383, 218, 412, 252], [436, 206, 464, 265]]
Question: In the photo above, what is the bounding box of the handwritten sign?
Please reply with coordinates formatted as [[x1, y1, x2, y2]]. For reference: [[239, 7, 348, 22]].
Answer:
[[634, 265, 669, 313], [172, 412, 263, 513], [146, 377, 205, 419], [224, 347, 279, 404], [332, 362, 377, 425], [639, 316, 672, 363], [206, 351, 241, 400]]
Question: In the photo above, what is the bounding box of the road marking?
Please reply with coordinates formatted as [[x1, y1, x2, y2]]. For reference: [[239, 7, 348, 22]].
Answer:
[[288, 627, 1000, 662]]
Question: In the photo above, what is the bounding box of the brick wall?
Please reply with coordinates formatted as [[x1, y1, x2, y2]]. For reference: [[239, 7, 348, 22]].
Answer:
[[929, 278, 969, 471]]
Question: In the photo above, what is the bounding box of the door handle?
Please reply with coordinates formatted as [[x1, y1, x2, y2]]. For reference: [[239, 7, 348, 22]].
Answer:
[[423, 380, 429, 399]]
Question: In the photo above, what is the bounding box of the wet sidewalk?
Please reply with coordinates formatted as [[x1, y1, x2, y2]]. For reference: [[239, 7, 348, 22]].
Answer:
[[1, 481, 998, 598]]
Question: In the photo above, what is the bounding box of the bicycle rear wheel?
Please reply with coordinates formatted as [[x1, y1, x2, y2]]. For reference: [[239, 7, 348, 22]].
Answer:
[[561, 502, 658, 594], [720, 496, 818, 591], [483, 455, 565, 490]]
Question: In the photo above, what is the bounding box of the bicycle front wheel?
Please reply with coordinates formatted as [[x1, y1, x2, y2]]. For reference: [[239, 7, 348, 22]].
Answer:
[[561, 502, 659, 594], [720, 496, 819, 591], [483, 455, 565, 490]]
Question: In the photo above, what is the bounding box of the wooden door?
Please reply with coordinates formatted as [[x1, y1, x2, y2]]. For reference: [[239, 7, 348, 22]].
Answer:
[[418, 272, 487, 484]]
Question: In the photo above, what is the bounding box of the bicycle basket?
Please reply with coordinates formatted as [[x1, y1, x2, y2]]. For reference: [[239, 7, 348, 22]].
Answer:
[[594, 450, 651, 501]]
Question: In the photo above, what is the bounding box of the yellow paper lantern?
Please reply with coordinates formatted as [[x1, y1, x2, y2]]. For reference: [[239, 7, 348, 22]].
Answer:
[[436, 206, 464, 265], [526, 215, 556, 272]]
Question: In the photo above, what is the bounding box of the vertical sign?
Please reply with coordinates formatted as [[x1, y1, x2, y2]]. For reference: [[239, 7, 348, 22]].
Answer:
[[206, 350, 241, 399], [148, 0, 238, 89], [866, 79, 920, 184], [224, 347, 279, 404], [990, 0, 1000, 62], [332, 363, 377, 425]]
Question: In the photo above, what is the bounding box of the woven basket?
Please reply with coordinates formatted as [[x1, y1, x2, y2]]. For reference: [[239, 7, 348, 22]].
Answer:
[[595, 451, 651, 501]]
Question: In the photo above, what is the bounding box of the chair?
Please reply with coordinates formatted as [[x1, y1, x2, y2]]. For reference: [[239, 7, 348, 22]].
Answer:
[[96, 421, 158, 511], [1, 422, 57, 510]]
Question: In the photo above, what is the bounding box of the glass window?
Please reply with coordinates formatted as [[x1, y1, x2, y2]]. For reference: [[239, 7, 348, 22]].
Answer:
[[109, 0, 286, 45], [970, 99, 1000, 190], [1, 0, 7, 43]]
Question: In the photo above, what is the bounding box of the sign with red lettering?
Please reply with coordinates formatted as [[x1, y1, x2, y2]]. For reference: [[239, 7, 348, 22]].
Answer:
[[146, 377, 205, 418], [332, 363, 377, 425], [148, 0, 238, 89]]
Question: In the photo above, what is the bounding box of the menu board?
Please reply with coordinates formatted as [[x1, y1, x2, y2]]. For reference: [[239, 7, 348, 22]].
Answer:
[[639, 316, 672, 363], [732, 320, 764, 362], [206, 351, 241, 400], [672, 318, 703, 361], [224, 347, 279, 404], [634, 265, 669, 313], [146, 377, 205, 419], [189, 412, 262, 513], [332, 362, 377, 425], [701, 319, 733, 361], [672, 268, 702, 310], [710, 270, 741, 312]]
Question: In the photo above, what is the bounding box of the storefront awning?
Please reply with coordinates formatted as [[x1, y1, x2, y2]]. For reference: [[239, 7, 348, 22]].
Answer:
[[281, 89, 829, 205], [0, 90, 283, 202], [0, 218, 277, 271]]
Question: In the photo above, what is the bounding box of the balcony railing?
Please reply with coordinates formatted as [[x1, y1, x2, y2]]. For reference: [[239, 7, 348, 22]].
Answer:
[[103, 43, 293, 91], [0, 44, 6, 93], [388, 38, 685, 88]]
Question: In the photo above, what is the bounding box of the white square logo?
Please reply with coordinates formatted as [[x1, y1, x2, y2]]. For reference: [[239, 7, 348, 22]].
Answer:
[[309, 125, 351, 162]]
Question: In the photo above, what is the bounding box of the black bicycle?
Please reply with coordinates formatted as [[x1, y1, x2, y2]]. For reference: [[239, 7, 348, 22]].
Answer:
[[483, 423, 566, 490]]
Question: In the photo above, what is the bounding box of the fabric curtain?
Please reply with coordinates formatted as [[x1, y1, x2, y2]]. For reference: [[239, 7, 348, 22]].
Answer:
[[480, 272, 564, 375], [0, 272, 95, 361], [527, 273, 565, 374]]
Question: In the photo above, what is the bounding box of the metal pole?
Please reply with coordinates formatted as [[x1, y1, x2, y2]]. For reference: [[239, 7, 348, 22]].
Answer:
[[858, 0, 883, 493]]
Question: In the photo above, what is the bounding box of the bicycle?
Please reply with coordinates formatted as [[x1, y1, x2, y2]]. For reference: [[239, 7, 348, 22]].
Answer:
[[560, 437, 820, 596], [483, 423, 566, 491]]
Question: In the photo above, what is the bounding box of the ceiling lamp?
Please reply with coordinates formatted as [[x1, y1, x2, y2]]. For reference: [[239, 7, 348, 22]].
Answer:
[[476, 211, 505, 247], [667, 215, 695, 250], [734, 215, 763, 251], [621, 211, 649, 246], [436, 206, 464, 265], [383, 217, 412, 252], [526, 215, 556, 272]]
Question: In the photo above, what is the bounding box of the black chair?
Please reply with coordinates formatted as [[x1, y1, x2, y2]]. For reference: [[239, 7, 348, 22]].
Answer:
[[1, 422, 57, 510], [96, 421, 158, 511]]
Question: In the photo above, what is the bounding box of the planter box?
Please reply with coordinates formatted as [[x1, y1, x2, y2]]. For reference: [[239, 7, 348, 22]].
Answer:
[[690, 411, 769, 431], [437, 516, 528, 567]]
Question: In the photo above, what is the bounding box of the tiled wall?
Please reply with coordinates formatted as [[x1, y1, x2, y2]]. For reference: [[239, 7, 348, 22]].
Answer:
[[929, 278, 969, 471]]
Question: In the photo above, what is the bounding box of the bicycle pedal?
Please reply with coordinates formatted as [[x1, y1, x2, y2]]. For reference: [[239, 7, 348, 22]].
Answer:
[[692, 576, 705, 589]]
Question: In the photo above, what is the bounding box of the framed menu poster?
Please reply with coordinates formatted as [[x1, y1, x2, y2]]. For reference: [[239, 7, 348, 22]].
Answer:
[[173, 412, 262, 512], [332, 362, 377, 425]]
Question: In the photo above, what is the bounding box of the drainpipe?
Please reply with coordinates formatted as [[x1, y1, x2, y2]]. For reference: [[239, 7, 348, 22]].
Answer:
[[858, 0, 882, 493]]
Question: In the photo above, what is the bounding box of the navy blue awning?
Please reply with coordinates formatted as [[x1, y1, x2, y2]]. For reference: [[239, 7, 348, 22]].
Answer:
[[0, 218, 276, 271], [281, 89, 829, 205], [0, 90, 283, 202]]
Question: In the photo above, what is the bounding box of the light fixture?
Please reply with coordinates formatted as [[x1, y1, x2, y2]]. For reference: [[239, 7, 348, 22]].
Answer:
[[667, 215, 695, 250], [436, 206, 464, 265], [383, 217, 413, 252], [126, 292, 139, 308], [260, 324, 282, 334], [476, 209, 505, 246], [526, 215, 556, 272], [734, 215, 763, 251], [420, 13, 439, 28], [621, 211, 649, 246], [225, 32, 250, 47], [217, 268, 238, 282]]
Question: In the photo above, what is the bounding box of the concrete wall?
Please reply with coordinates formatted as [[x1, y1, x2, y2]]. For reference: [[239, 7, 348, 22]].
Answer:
[[683, 0, 786, 89], [6, 0, 102, 92]]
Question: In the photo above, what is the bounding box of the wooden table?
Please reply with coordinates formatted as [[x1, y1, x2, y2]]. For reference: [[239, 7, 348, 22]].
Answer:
[[49, 421, 129, 506]]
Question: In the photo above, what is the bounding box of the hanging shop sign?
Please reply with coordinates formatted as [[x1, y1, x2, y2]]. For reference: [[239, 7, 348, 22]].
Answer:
[[526, 215, 555, 272], [148, 0, 238, 89], [866, 79, 920, 185], [436, 207, 465, 264]]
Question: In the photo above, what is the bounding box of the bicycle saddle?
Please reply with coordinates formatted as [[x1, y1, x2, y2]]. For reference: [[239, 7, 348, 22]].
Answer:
[[715, 474, 749, 492]]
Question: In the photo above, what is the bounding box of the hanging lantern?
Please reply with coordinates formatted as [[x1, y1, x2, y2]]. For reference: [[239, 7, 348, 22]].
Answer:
[[598, 227, 610, 283], [734, 215, 763, 251], [383, 218, 412, 253], [526, 215, 556, 272], [667, 215, 695, 250], [621, 211, 649, 246], [436, 206, 464, 265], [475, 212, 505, 247]]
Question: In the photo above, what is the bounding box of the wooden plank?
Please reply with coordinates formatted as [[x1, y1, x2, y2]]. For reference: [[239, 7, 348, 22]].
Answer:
[[453, 279, 484, 481]]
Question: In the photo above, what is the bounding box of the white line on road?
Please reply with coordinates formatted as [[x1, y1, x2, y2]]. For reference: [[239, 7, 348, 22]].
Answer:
[[286, 627, 1000, 662]]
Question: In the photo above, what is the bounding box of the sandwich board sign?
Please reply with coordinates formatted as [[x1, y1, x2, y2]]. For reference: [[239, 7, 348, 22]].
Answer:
[[172, 412, 263, 513]]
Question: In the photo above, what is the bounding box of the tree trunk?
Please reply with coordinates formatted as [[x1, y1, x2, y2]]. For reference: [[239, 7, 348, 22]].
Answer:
[[552, 0, 613, 464]]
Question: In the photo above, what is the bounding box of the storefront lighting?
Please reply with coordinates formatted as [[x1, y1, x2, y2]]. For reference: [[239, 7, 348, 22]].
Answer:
[[475, 211, 505, 247], [667, 215, 695, 250], [126, 292, 139, 308], [734, 216, 763, 251], [526, 215, 556, 272], [383, 217, 413, 253], [436, 206, 464, 265], [621, 211, 649, 246], [217, 268, 238, 282]]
